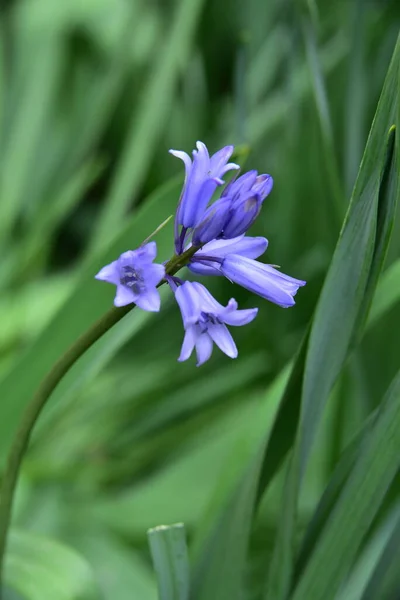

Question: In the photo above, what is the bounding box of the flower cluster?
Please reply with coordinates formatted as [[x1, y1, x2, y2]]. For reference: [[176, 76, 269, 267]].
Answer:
[[96, 142, 306, 366]]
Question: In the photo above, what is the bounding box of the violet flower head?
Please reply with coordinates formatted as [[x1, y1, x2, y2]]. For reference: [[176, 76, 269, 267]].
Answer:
[[170, 141, 239, 250], [222, 170, 273, 204], [95, 242, 165, 311], [174, 281, 258, 366], [190, 168, 274, 244], [220, 171, 274, 239], [221, 254, 306, 308], [191, 196, 232, 246], [189, 235, 269, 276]]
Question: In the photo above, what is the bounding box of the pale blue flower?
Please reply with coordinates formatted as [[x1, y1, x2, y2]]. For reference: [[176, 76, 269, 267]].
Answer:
[[170, 141, 239, 251], [189, 235, 268, 276], [174, 281, 258, 366], [95, 242, 165, 311], [221, 254, 306, 307]]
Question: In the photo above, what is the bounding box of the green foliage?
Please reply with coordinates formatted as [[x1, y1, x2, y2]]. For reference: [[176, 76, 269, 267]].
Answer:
[[0, 1, 399, 599]]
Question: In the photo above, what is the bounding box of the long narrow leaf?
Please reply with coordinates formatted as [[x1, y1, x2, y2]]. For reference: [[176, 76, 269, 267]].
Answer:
[[292, 369, 400, 600]]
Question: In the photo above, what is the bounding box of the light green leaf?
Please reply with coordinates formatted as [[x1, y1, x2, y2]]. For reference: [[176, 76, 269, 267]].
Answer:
[[190, 366, 290, 600], [266, 36, 399, 599], [3, 530, 98, 600], [292, 368, 400, 600], [367, 258, 400, 328], [148, 523, 189, 600]]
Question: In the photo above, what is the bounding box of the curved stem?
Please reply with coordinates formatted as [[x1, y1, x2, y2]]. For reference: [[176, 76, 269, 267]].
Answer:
[[0, 245, 199, 590]]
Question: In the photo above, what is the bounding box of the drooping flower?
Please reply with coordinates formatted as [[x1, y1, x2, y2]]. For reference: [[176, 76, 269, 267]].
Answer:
[[95, 242, 165, 311], [170, 141, 239, 251], [189, 235, 268, 276], [220, 254, 306, 307], [173, 280, 258, 366]]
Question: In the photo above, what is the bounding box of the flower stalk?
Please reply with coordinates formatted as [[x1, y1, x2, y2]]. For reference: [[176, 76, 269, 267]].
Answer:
[[0, 244, 199, 593]]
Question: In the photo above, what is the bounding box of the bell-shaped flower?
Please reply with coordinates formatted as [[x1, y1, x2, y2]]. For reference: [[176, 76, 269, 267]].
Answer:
[[189, 235, 268, 276], [170, 141, 239, 233], [191, 196, 232, 245], [220, 254, 306, 308], [222, 170, 273, 204], [174, 281, 258, 366], [222, 191, 262, 238], [95, 242, 165, 311]]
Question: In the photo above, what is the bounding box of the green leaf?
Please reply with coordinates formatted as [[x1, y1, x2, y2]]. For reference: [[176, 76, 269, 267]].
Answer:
[[190, 367, 290, 600], [367, 258, 400, 328], [148, 523, 189, 600], [360, 509, 400, 600], [294, 409, 378, 579], [3, 530, 98, 600], [266, 36, 399, 599], [291, 368, 400, 600], [300, 10, 343, 222]]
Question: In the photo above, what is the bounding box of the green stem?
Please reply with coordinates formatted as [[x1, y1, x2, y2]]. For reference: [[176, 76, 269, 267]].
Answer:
[[0, 245, 199, 592]]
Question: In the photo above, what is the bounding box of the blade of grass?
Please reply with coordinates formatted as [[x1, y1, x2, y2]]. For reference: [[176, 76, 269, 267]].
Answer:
[[292, 368, 400, 600], [90, 0, 206, 254], [148, 524, 189, 600], [300, 8, 344, 223], [266, 37, 399, 599]]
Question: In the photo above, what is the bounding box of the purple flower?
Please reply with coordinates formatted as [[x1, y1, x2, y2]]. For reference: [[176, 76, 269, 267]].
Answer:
[[222, 191, 262, 239], [189, 235, 268, 276], [219, 171, 273, 239], [220, 254, 306, 307], [223, 170, 273, 203], [170, 141, 239, 250], [174, 281, 258, 366], [191, 196, 232, 245], [190, 169, 274, 244], [95, 242, 165, 311]]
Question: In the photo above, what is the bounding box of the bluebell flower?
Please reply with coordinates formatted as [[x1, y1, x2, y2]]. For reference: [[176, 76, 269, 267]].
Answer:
[[95, 242, 165, 311], [189, 235, 268, 276], [190, 168, 274, 243], [220, 254, 306, 307], [219, 171, 273, 239], [174, 281, 258, 366], [222, 170, 273, 203], [191, 196, 232, 246], [170, 141, 239, 251]]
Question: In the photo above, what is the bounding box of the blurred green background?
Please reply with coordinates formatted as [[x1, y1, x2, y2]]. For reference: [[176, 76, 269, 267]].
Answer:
[[0, 0, 400, 598]]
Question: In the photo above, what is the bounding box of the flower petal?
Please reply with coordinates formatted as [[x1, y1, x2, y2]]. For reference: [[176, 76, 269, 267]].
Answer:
[[192, 196, 232, 245], [195, 333, 213, 366], [222, 192, 262, 238], [178, 326, 197, 362], [253, 174, 273, 201], [169, 149, 192, 177], [221, 255, 306, 307], [95, 261, 120, 284], [207, 323, 238, 358], [196, 235, 268, 259], [135, 287, 161, 312], [176, 282, 202, 326], [209, 145, 234, 172], [222, 306, 258, 326], [188, 260, 224, 277], [114, 285, 135, 307], [146, 263, 166, 286], [137, 241, 157, 262]]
